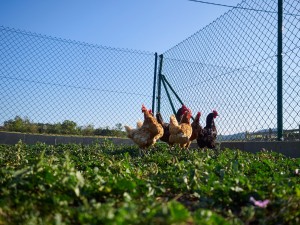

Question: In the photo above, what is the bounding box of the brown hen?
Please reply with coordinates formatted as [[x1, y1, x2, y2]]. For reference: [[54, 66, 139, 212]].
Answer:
[[169, 111, 193, 148], [124, 105, 164, 154], [188, 112, 202, 148], [156, 105, 192, 145]]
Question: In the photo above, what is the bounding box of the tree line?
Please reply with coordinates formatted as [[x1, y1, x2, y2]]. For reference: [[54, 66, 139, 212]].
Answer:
[[1, 116, 126, 137]]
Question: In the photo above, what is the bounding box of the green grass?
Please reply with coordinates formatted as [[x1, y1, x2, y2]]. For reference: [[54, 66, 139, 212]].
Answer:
[[0, 140, 299, 224]]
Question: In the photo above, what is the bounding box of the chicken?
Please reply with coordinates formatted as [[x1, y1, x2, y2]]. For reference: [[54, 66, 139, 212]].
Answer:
[[189, 112, 202, 144], [124, 105, 164, 154], [156, 105, 192, 144], [136, 109, 153, 128], [176, 104, 191, 122], [156, 112, 170, 143], [197, 110, 218, 149], [169, 111, 193, 148]]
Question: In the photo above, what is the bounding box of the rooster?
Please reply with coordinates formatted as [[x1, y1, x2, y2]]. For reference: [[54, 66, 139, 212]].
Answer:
[[156, 105, 192, 144], [169, 111, 193, 148], [197, 110, 218, 149], [124, 105, 164, 154]]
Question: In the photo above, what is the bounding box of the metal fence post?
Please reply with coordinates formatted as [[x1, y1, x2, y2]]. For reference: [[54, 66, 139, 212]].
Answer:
[[277, 0, 283, 141], [162, 75, 184, 106], [152, 53, 158, 113], [157, 54, 164, 113], [161, 77, 176, 115]]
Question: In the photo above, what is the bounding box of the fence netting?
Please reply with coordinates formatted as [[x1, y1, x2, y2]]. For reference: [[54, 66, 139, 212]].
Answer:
[[160, 0, 299, 141], [1, 0, 299, 141], [0, 26, 156, 135]]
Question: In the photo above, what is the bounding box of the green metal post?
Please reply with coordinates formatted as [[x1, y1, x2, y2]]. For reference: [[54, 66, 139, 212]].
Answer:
[[157, 54, 163, 113], [162, 75, 194, 121], [161, 78, 176, 115], [161, 75, 184, 106], [277, 0, 283, 141], [152, 53, 158, 113]]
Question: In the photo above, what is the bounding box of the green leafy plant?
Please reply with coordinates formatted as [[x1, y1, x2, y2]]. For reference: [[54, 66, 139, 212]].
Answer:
[[0, 143, 299, 224]]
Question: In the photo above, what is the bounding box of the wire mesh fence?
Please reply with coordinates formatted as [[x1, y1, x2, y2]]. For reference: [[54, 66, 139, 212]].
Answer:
[[0, 26, 156, 136], [1, 0, 299, 142], [159, 0, 300, 141]]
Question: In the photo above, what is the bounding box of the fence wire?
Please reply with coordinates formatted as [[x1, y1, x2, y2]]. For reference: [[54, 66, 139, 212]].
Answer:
[[0, 26, 156, 135], [1, 0, 299, 141], [160, 0, 299, 141]]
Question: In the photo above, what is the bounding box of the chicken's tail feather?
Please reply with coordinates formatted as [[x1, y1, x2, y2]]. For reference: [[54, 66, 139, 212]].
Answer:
[[136, 121, 143, 128], [170, 115, 179, 126], [124, 126, 133, 137]]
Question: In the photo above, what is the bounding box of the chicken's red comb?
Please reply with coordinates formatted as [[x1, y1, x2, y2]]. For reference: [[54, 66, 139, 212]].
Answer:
[[141, 104, 147, 112], [187, 108, 192, 115], [213, 110, 218, 116], [181, 105, 192, 114], [196, 112, 201, 117]]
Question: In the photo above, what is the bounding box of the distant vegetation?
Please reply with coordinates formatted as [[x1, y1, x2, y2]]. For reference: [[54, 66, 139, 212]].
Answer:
[[1, 116, 126, 137]]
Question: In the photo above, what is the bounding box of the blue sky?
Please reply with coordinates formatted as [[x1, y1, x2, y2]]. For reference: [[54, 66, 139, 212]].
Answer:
[[1, 0, 299, 137], [0, 0, 242, 53], [0, 0, 244, 133]]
